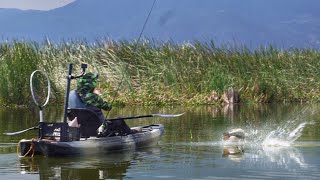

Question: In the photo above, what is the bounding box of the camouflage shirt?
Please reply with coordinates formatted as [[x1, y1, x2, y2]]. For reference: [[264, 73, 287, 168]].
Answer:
[[76, 72, 112, 111]]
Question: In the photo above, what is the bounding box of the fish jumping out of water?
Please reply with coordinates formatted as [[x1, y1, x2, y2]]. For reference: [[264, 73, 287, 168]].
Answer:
[[223, 128, 245, 142], [223, 128, 245, 156]]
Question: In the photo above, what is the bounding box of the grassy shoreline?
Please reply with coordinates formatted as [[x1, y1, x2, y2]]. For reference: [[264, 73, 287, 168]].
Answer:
[[0, 40, 319, 107]]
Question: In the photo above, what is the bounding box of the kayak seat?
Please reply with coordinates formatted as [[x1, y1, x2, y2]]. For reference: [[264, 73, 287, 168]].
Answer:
[[67, 108, 102, 138], [68, 90, 105, 138]]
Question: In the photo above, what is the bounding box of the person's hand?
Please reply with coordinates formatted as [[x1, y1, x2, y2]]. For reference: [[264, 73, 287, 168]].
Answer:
[[94, 89, 103, 95]]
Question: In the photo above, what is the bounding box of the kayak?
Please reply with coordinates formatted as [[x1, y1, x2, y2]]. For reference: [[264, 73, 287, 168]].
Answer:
[[19, 124, 164, 157], [4, 64, 182, 157]]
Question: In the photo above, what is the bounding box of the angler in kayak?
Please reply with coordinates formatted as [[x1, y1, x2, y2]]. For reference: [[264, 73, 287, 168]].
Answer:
[[68, 72, 133, 137], [69, 72, 112, 122]]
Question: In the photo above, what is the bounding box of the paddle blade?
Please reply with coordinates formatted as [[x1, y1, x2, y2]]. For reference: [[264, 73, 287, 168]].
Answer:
[[153, 113, 185, 118], [3, 126, 38, 136], [106, 113, 185, 121]]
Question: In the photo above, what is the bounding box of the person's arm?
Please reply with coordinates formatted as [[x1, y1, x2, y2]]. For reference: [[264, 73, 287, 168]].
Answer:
[[95, 95, 112, 111], [81, 93, 112, 111]]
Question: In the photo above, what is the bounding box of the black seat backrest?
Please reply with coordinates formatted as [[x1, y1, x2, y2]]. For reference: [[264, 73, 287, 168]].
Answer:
[[67, 108, 102, 138]]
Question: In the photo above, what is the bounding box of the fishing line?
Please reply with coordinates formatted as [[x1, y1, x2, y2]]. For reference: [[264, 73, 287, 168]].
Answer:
[[105, 0, 157, 119], [135, 0, 157, 51]]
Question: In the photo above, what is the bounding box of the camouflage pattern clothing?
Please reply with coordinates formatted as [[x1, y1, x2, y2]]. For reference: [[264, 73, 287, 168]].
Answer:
[[76, 72, 112, 111]]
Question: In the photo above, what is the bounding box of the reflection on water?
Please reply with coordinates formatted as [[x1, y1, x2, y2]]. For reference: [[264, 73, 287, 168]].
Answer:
[[223, 142, 311, 168], [19, 147, 161, 179], [0, 103, 320, 179], [261, 146, 307, 168], [183, 140, 320, 178], [20, 152, 132, 179], [169, 104, 320, 179]]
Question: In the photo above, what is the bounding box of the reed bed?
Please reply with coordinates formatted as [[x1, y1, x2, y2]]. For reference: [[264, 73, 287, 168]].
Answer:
[[0, 39, 319, 107]]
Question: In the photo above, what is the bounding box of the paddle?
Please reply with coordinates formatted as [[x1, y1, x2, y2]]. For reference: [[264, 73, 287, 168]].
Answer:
[[3, 126, 39, 136], [106, 113, 185, 121], [3, 113, 184, 136]]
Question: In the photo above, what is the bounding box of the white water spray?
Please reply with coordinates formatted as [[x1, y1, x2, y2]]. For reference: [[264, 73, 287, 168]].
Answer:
[[250, 122, 314, 147]]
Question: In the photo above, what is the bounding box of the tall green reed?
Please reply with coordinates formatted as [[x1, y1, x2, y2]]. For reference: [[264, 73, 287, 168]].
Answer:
[[0, 39, 319, 106], [0, 41, 40, 106]]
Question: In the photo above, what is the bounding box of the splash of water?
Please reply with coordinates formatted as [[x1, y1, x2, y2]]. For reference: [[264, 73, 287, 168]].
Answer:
[[259, 122, 312, 147]]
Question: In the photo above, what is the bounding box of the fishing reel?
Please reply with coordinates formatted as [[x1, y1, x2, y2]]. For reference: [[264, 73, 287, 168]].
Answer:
[[97, 120, 133, 137]]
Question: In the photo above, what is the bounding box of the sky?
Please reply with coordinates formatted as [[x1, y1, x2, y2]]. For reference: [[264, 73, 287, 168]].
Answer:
[[0, 0, 319, 49], [0, 0, 75, 11]]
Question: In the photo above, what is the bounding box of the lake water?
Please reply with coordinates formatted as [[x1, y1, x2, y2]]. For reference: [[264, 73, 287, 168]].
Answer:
[[0, 103, 320, 179]]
